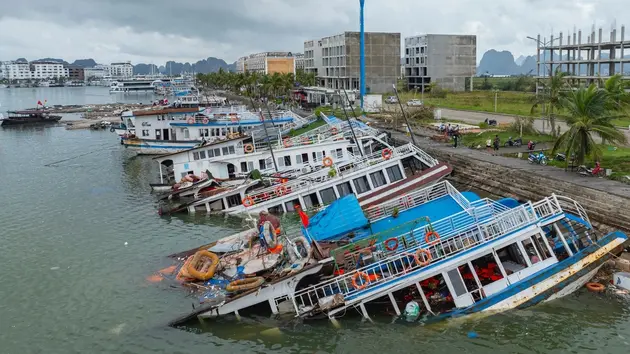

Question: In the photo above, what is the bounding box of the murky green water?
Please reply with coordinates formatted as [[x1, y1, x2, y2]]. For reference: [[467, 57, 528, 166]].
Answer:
[[1, 88, 630, 353]]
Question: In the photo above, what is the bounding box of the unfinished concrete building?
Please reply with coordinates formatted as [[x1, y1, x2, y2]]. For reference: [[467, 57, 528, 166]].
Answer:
[[536, 24, 630, 89], [404, 34, 477, 92], [303, 32, 400, 93]]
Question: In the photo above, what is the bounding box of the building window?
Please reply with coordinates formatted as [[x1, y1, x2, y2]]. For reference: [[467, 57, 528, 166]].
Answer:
[[416, 57, 419, 64], [386, 165, 403, 183], [370, 170, 387, 188], [336, 182, 353, 197], [319, 187, 337, 205], [405, 48, 409, 55], [353, 176, 371, 194]]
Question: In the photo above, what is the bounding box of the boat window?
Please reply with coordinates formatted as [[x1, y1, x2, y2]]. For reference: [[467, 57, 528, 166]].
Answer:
[[199, 129, 209, 137], [353, 176, 371, 194], [240, 162, 248, 173], [278, 156, 292, 167], [458, 264, 482, 301], [419, 275, 455, 313], [312, 151, 324, 162], [336, 182, 353, 197], [370, 170, 387, 188], [285, 199, 301, 212], [496, 243, 529, 274], [226, 194, 241, 208], [259, 159, 267, 170], [221, 128, 227, 136], [319, 187, 337, 205], [386, 165, 403, 182], [470, 254, 504, 286], [207, 149, 214, 158], [446, 269, 468, 297], [199, 150, 206, 159], [222, 147, 229, 155], [214, 148, 221, 157], [296, 153, 309, 164], [193, 152, 200, 161], [229, 146, 235, 154], [532, 234, 552, 260], [141, 130, 150, 137], [155, 129, 162, 140], [183, 129, 190, 139]]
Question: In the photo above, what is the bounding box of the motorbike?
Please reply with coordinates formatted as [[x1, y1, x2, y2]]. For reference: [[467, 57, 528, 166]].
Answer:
[[527, 140, 537, 151], [528, 151, 548, 165], [484, 118, 497, 126], [504, 136, 522, 147], [577, 162, 605, 177]]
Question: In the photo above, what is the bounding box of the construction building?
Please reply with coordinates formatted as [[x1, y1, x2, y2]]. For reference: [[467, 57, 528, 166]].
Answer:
[[303, 32, 400, 93], [535, 24, 630, 90], [403, 34, 477, 92]]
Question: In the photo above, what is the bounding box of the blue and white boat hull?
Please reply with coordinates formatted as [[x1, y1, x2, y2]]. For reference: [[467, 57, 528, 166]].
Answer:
[[121, 137, 199, 155]]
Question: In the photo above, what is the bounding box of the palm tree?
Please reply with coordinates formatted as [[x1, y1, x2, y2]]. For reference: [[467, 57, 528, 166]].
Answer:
[[601, 74, 629, 111], [552, 84, 627, 165], [531, 67, 569, 136]]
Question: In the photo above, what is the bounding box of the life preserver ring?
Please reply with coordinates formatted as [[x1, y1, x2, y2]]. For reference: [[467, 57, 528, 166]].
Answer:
[[586, 282, 605, 292], [261, 221, 277, 249], [244, 144, 254, 153], [382, 148, 393, 160], [187, 117, 195, 124], [301, 136, 311, 145], [275, 185, 287, 196], [384, 237, 399, 251], [226, 277, 265, 292], [290, 235, 313, 261], [202, 117, 209, 124], [351, 272, 371, 290], [414, 249, 432, 266], [185, 250, 219, 281], [242, 196, 255, 207], [283, 138, 293, 147], [323, 156, 334, 167], [331, 127, 338, 135], [425, 231, 440, 245]]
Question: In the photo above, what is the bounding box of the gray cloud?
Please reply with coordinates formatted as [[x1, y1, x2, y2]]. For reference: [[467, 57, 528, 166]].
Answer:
[[0, 0, 626, 64]]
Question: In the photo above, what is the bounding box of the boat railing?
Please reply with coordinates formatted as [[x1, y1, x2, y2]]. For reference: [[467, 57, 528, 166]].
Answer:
[[364, 181, 450, 221], [290, 196, 564, 316], [553, 194, 591, 226]]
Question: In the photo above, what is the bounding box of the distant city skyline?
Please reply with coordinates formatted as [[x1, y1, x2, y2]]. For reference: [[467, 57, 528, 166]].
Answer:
[[0, 0, 626, 64]]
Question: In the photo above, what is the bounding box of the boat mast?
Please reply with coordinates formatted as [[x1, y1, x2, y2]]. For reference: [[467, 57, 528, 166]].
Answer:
[[337, 76, 364, 157], [392, 84, 418, 146], [249, 97, 279, 172]]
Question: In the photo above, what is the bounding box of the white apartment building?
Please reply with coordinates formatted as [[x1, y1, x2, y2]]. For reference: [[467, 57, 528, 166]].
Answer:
[[235, 52, 296, 75], [84, 64, 107, 80], [108, 62, 133, 78], [295, 53, 305, 71], [236, 57, 247, 73], [0, 60, 69, 80]]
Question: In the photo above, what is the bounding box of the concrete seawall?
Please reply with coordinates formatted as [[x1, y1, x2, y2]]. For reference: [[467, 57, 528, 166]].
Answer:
[[389, 130, 630, 235]]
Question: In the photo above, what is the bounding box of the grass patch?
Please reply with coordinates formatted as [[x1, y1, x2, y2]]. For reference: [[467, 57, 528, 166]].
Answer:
[[286, 118, 327, 137]]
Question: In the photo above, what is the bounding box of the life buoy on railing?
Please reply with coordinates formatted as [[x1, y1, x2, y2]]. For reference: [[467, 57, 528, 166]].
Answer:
[[185, 250, 219, 281], [352, 272, 371, 290], [322, 156, 334, 167], [382, 148, 393, 160], [283, 138, 293, 147], [384, 237, 399, 251], [425, 231, 440, 245], [414, 249, 432, 267], [242, 196, 255, 207], [187, 117, 195, 124], [301, 136, 311, 145], [202, 117, 209, 124], [226, 277, 265, 292], [244, 144, 254, 153], [331, 127, 338, 135], [275, 185, 288, 196]]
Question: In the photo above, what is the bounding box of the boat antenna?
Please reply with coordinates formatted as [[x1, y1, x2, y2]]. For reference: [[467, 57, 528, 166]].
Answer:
[[392, 84, 418, 146], [336, 74, 364, 157], [249, 97, 279, 172]]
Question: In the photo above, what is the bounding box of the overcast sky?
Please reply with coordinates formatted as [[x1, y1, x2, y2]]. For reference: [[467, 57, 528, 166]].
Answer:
[[0, 0, 624, 64]]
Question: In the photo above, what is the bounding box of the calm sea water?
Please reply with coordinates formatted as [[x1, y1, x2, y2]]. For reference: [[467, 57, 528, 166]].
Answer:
[[1, 87, 630, 354]]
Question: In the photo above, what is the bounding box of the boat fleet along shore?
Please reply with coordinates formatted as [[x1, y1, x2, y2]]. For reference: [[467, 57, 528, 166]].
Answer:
[[5, 89, 629, 327]]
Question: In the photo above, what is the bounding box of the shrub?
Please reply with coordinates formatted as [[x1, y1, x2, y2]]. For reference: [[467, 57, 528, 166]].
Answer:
[[508, 116, 536, 134]]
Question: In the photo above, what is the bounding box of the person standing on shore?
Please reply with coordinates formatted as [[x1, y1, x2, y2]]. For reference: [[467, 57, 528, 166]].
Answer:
[[493, 135, 500, 155]]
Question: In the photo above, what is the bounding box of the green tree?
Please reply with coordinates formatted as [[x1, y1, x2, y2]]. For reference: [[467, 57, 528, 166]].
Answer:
[[531, 67, 569, 136], [600, 74, 629, 111], [552, 84, 627, 165]]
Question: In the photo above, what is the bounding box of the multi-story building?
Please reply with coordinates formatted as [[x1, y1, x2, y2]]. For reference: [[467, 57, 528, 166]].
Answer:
[[84, 65, 107, 80], [294, 53, 305, 71], [235, 52, 297, 75], [404, 34, 477, 92], [66, 66, 85, 81], [0, 60, 69, 81], [303, 32, 401, 93], [108, 62, 133, 78]]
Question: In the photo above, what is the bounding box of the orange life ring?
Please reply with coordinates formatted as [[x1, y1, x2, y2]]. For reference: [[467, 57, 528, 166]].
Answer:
[[323, 156, 334, 167], [384, 237, 399, 251], [244, 144, 254, 153], [586, 282, 605, 292], [275, 185, 287, 196], [331, 127, 338, 135], [351, 272, 371, 290], [187, 117, 195, 124], [202, 117, 209, 124], [414, 249, 432, 266], [301, 136, 311, 145], [283, 138, 293, 147], [242, 196, 255, 207], [425, 231, 440, 245], [382, 148, 393, 160]]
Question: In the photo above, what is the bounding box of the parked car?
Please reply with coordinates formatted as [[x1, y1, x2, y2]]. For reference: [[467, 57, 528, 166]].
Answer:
[[385, 96, 398, 104], [407, 99, 423, 106]]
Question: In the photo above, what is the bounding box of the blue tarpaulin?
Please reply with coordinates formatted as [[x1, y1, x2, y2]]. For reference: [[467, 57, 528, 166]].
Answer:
[[303, 195, 368, 242]]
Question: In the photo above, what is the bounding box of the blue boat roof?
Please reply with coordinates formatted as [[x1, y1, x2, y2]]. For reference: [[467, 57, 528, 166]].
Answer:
[[304, 195, 369, 242]]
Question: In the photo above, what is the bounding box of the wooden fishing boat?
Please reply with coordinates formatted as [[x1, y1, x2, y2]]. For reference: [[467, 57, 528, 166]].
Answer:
[[1, 110, 62, 126]]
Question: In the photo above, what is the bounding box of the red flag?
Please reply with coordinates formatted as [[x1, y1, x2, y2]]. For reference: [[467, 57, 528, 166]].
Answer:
[[37, 100, 42, 106], [295, 205, 309, 227]]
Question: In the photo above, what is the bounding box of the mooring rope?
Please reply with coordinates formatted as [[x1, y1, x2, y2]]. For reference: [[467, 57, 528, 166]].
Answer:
[[44, 142, 114, 167]]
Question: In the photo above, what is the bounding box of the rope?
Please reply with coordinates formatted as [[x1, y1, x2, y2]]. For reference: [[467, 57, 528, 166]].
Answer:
[[44, 143, 113, 167]]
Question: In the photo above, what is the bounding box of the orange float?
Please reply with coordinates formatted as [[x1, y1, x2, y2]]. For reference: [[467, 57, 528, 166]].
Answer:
[[242, 196, 255, 207], [323, 156, 334, 167], [425, 231, 440, 245], [414, 249, 432, 266], [351, 272, 371, 290], [382, 148, 393, 160]]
